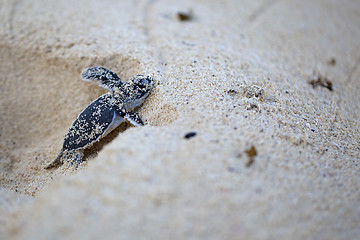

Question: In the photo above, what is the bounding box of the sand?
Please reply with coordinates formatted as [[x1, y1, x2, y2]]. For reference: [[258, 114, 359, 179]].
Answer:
[[1, 0, 359, 239]]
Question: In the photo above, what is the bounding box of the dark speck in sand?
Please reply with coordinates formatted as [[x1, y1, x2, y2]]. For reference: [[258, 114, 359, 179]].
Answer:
[[177, 11, 193, 21], [245, 145, 257, 167], [309, 73, 333, 91], [327, 58, 336, 66], [184, 132, 197, 139]]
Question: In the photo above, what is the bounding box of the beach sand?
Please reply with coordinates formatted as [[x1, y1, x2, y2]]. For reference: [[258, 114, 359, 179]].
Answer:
[[1, 0, 359, 239]]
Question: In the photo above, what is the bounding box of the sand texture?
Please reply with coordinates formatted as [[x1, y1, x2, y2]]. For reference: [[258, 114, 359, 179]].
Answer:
[[1, 0, 359, 239]]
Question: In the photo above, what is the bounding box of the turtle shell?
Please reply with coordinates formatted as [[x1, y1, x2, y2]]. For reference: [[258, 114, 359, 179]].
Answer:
[[63, 93, 123, 151]]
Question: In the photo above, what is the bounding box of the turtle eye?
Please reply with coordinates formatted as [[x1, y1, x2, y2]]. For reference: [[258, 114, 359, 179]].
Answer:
[[137, 78, 148, 88]]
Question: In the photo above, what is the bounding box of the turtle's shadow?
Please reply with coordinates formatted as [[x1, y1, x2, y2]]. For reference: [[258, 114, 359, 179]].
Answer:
[[82, 122, 130, 162]]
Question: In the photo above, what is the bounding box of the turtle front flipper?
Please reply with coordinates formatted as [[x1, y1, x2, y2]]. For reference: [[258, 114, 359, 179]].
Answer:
[[124, 112, 145, 126], [81, 67, 124, 91], [115, 106, 145, 126]]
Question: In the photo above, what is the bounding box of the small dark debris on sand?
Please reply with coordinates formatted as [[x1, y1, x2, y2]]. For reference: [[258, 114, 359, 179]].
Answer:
[[226, 89, 238, 97], [244, 85, 264, 98], [245, 145, 257, 167], [177, 11, 193, 21], [226, 85, 264, 99], [184, 132, 197, 139], [309, 74, 333, 91], [327, 58, 336, 66], [246, 103, 259, 111]]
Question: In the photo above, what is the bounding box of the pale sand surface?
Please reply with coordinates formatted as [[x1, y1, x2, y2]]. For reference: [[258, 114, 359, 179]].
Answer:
[[1, 0, 359, 239]]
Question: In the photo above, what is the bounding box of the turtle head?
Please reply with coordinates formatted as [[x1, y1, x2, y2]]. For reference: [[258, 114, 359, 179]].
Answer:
[[123, 75, 154, 109]]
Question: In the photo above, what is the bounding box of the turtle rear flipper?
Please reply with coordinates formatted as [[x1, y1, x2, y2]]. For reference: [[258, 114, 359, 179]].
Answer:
[[81, 67, 124, 91], [44, 149, 84, 169], [44, 150, 64, 169], [62, 150, 84, 168]]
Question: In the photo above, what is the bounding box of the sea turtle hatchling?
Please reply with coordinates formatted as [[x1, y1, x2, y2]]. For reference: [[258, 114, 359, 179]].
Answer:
[[45, 67, 154, 169]]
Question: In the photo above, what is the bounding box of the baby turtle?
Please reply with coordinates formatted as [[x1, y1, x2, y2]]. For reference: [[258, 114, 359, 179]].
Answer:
[[45, 67, 154, 169]]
